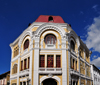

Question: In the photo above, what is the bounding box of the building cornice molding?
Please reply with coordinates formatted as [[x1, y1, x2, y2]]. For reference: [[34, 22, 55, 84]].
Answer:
[[35, 23, 66, 38]]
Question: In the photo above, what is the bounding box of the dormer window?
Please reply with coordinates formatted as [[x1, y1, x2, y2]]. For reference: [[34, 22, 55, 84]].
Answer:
[[48, 16, 53, 22], [24, 39, 29, 50], [44, 34, 56, 45], [70, 40, 75, 51]]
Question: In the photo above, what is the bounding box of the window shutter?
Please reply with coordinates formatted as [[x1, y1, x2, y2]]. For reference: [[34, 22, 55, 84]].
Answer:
[[28, 57, 30, 69], [24, 59, 27, 69], [56, 55, 61, 68], [21, 61, 23, 71], [47, 55, 53, 67], [40, 55, 45, 67]]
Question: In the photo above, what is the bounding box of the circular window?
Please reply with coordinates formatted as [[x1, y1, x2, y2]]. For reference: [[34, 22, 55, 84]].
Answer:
[[44, 34, 56, 44], [24, 39, 29, 50]]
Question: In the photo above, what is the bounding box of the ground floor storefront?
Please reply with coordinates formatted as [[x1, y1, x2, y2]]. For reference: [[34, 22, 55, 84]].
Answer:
[[10, 74, 92, 85]]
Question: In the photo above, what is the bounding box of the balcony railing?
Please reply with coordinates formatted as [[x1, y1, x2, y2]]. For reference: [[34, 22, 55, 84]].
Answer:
[[19, 69, 29, 76], [70, 69, 79, 76], [39, 68, 62, 74], [10, 73, 17, 79]]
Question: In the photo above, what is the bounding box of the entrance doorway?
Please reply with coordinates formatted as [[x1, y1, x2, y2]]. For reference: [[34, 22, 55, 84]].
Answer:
[[42, 78, 57, 85]]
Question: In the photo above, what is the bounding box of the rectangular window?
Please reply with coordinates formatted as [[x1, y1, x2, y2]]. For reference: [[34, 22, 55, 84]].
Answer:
[[73, 59, 74, 69], [56, 55, 61, 68], [13, 46, 19, 57], [21, 61, 23, 71], [47, 55, 53, 67], [24, 59, 27, 69], [28, 57, 30, 69], [40, 55, 45, 67]]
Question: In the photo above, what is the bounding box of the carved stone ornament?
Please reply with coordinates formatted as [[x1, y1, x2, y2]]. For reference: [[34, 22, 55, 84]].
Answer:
[[63, 35, 66, 39], [48, 73, 53, 78], [37, 25, 64, 38], [35, 43, 39, 48]]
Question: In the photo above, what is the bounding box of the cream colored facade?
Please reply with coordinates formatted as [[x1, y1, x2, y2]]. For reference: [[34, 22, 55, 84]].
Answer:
[[10, 15, 92, 85]]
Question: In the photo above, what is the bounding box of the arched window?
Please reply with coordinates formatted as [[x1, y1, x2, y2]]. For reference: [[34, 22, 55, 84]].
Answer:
[[13, 64, 17, 74], [70, 40, 75, 51], [48, 16, 53, 22], [44, 34, 56, 44], [24, 39, 29, 50]]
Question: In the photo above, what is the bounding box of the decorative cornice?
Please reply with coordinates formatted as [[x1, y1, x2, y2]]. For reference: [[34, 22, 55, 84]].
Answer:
[[35, 23, 66, 38]]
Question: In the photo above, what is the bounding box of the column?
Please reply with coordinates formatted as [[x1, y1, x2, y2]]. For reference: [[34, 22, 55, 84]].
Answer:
[[33, 47, 39, 85], [85, 79, 87, 85], [23, 59, 24, 70], [17, 58, 20, 85], [85, 64, 86, 76], [72, 80, 73, 85], [29, 37, 33, 84], [75, 81, 76, 85], [54, 54, 56, 68], [68, 38, 71, 85], [26, 57, 28, 69], [79, 77, 81, 85], [33, 36, 39, 85], [62, 38, 67, 85], [22, 81, 23, 85], [26, 81, 27, 85], [45, 54, 47, 68]]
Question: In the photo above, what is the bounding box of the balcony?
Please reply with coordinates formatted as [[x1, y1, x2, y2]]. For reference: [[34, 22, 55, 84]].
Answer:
[[12, 54, 20, 62], [10, 73, 17, 79], [45, 44, 56, 49], [70, 69, 79, 76], [19, 69, 29, 76], [39, 68, 62, 74]]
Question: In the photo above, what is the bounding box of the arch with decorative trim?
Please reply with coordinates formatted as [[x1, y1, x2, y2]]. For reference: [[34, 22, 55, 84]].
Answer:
[[69, 30, 80, 49], [18, 31, 31, 53], [18, 31, 32, 49], [35, 23, 66, 39], [40, 76, 61, 85]]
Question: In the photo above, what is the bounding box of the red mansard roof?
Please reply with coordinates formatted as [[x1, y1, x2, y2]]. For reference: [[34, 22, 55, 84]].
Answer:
[[35, 15, 65, 23]]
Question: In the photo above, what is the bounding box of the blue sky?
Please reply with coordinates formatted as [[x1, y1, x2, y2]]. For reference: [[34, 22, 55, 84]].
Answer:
[[0, 0, 100, 74]]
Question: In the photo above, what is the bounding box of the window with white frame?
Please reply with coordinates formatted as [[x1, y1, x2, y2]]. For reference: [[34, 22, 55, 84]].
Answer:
[[44, 34, 56, 45]]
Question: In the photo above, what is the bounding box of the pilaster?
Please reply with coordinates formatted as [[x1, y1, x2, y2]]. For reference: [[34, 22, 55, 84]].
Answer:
[[79, 77, 81, 85], [33, 36, 40, 85], [54, 54, 56, 68], [29, 37, 33, 84], [62, 37, 67, 85], [17, 58, 20, 85], [45, 54, 47, 67]]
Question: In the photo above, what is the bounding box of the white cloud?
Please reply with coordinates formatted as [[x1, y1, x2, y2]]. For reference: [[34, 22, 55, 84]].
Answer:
[[92, 5, 98, 10], [92, 55, 98, 59], [91, 57, 100, 67], [85, 16, 100, 52]]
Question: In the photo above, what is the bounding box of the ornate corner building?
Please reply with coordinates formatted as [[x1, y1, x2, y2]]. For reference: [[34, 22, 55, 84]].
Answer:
[[10, 15, 92, 85]]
